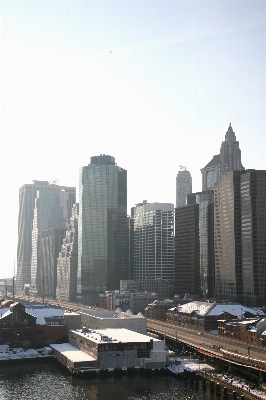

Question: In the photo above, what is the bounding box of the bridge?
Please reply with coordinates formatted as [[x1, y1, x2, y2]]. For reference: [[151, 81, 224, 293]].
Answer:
[[147, 319, 266, 374]]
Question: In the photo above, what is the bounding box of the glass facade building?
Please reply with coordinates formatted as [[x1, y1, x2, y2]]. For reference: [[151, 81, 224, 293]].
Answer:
[[57, 204, 79, 303], [31, 188, 75, 295], [241, 170, 266, 306], [77, 155, 128, 304], [214, 171, 243, 302], [175, 203, 200, 298], [17, 181, 75, 293], [196, 190, 214, 298], [133, 201, 174, 281]]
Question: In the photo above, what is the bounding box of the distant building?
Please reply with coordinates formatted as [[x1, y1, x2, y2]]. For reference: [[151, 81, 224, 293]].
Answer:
[[31, 188, 73, 296], [145, 299, 174, 321], [78, 155, 128, 305], [166, 301, 264, 331], [220, 123, 244, 175], [176, 167, 192, 207], [175, 204, 200, 298], [41, 228, 66, 299], [133, 201, 174, 282], [98, 291, 158, 314], [57, 204, 79, 303], [16, 180, 75, 293], [120, 279, 172, 300], [80, 308, 146, 334], [129, 292, 159, 314], [196, 191, 215, 298], [214, 171, 243, 302], [201, 155, 220, 191], [241, 170, 266, 307], [120, 280, 138, 293]]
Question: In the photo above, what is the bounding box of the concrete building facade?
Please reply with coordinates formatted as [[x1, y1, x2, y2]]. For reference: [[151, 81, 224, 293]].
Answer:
[[176, 167, 192, 208], [133, 201, 174, 282]]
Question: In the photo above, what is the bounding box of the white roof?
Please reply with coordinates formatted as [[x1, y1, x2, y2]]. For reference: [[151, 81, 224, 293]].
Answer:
[[72, 328, 160, 344], [177, 302, 265, 317], [26, 305, 64, 324], [50, 343, 96, 362]]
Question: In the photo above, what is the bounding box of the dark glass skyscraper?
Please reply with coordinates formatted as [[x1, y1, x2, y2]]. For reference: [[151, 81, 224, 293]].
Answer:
[[77, 155, 128, 304], [175, 204, 200, 298]]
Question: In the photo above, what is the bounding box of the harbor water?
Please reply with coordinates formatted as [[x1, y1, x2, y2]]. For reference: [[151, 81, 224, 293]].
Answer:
[[0, 362, 242, 400]]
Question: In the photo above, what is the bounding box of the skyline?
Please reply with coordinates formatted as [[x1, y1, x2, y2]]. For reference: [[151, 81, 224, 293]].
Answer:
[[1, 1, 266, 279]]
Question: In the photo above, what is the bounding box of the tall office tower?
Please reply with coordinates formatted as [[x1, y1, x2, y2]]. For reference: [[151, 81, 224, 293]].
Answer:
[[31, 188, 75, 295], [133, 201, 175, 281], [196, 190, 215, 298], [17, 181, 76, 293], [220, 123, 244, 175], [57, 204, 79, 303], [128, 214, 135, 280], [175, 204, 200, 298], [41, 228, 66, 299], [214, 171, 243, 302], [77, 155, 128, 305], [241, 170, 266, 307], [201, 155, 220, 191], [176, 167, 192, 207]]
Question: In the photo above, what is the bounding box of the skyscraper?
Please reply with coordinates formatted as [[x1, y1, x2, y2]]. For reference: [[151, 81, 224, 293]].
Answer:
[[241, 170, 266, 306], [176, 167, 192, 207], [16, 181, 75, 293], [196, 190, 215, 298], [214, 171, 243, 302], [31, 187, 75, 295], [57, 204, 79, 303], [133, 201, 175, 281], [77, 155, 128, 305], [175, 203, 200, 298], [220, 123, 244, 175], [200, 155, 220, 191]]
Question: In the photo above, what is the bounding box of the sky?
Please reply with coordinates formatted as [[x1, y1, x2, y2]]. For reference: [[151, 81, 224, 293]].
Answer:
[[1, 0, 266, 279]]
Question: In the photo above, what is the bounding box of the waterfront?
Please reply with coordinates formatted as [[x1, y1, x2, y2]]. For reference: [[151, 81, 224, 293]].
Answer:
[[0, 362, 230, 400]]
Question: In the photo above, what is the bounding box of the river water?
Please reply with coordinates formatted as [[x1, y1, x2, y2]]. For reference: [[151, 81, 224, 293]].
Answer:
[[0, 362, 227, 400]]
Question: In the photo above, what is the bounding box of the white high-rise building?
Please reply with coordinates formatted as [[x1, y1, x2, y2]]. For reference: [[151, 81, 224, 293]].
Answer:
[[133, 201, 174, 281], [176, 167, 192, 208]]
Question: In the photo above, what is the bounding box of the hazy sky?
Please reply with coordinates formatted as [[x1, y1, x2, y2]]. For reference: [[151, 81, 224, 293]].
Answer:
[[1, 0, 266, 279]]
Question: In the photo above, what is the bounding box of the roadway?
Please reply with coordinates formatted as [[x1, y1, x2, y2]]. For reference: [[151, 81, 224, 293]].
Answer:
[[147, 319, 266, 371]]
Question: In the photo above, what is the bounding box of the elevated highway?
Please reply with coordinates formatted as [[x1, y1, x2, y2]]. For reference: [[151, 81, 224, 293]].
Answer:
[[147, 319, 266, 373]]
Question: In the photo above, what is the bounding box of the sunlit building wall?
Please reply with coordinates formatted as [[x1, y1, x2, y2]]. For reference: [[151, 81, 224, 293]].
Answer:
[[133, 201, 174, 282], [16, 181, 75, 293], [57, 204, 79, 303]]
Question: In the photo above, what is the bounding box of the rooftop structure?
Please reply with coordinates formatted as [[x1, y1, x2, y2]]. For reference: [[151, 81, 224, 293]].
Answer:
[[80, 308, 146, 334], [69, 327, 168, 370]]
